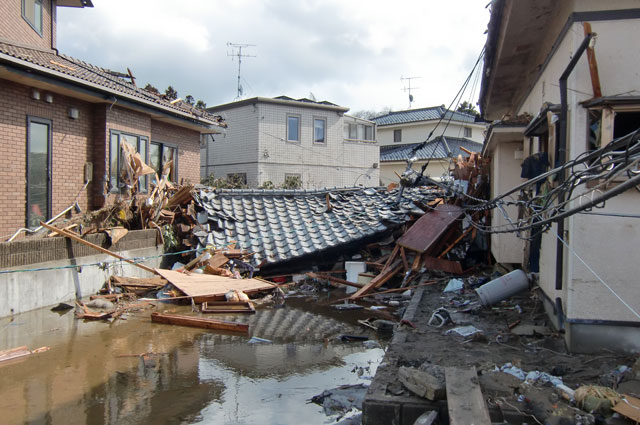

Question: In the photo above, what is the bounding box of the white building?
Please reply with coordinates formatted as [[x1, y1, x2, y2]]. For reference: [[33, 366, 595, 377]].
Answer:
[[481, 0, 640, 352], [202, 96, 379, 189]]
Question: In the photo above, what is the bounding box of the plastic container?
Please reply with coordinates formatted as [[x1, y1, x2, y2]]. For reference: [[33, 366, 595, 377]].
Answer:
[[475, 269, 529, 306]]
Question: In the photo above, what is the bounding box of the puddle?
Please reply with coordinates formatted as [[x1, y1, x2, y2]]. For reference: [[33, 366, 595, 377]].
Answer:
[[0, 294, 386, 424]]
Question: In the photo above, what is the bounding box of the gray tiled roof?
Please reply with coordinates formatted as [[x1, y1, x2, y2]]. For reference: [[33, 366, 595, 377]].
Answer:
[[380, 137, 483, 162], [373, 106, 476, 126], [193, 186, 441, 268], [0, 41, 225, 127]]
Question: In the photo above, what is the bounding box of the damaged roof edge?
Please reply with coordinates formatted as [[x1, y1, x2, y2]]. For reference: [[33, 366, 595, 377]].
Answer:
[[0, 53, 223, 131], [479, 0, 506, 119]]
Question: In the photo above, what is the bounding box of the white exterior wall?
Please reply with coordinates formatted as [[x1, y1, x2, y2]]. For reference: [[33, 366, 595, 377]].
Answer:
[[490, 141, 525, 264], [515, 18, 640, 340], [204, 101, 379, 189], [377, 121, 485, 146]]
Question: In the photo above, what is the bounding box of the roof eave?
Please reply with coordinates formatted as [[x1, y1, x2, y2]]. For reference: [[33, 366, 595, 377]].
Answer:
[[207, 96, 349, 113], [0, 53, 222, 131]]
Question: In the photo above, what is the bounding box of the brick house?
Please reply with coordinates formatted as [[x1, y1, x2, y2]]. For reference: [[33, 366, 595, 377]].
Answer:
[[202, 96, 379, 188], [0, 0, 224, 238]]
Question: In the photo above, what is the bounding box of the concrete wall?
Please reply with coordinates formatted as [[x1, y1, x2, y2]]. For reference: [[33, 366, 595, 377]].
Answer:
[[377, 121, 485, 146], [0, 229, 161, 317], [489, 141, 524, 264], [205, 102, 379, 189]]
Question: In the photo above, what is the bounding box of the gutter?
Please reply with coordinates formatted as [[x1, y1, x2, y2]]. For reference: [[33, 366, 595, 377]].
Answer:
[[555, 32, 595, 295]]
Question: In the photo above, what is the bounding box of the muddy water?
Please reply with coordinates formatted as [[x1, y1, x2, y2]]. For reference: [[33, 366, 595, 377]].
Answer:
[[0, 294, 386, 425]]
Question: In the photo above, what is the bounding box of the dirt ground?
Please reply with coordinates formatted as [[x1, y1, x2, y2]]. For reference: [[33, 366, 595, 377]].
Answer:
[[346, 267, 640, 425]]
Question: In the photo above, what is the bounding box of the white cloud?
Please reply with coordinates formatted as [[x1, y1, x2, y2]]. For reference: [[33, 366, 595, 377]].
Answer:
[[57, 0, 489, 112]]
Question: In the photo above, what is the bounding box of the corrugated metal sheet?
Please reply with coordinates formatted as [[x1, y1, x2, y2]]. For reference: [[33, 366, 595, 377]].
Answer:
[[193, 187, 441, 268], [373, 106, 476, 126], [380, 137, 483, 162]]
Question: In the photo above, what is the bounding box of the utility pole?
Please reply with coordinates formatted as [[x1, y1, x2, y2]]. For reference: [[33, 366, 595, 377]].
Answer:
[[227, 42, 256, 100], [401, 76, 421, 109]]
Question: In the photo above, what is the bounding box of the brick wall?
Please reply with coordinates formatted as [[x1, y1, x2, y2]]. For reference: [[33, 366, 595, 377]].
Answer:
[[0, 79, 94, 238], [151, 120, 201, 185], [0, 0, 54, 50]]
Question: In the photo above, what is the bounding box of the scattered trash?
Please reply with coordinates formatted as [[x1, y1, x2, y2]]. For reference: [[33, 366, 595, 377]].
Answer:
[[334, 303, 365, 311], [358, 319, 395, 332], [309, 383, 368, 416], [247, 337, 272, 344], [446, 325, 481, 338], [428, 308, 453, 328], [475, 269, 529, 307], [50, 303, 73, 312], [340, 335, 369, 342], [443, 278, 464, 293]]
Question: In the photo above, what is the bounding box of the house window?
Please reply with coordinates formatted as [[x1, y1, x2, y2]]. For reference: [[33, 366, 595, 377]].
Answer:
[[26, 116, 51, 228], [314, 118, 326, 144], [393, 129, 402, 143], [150, 141, 178, 183], [364, 125, 374, 141], [348, 124, 357, 139], [464, 127, 472, 138], [109, 130, 149, 193], [287, 115, 300, 142], [22, 0, 43, 36]]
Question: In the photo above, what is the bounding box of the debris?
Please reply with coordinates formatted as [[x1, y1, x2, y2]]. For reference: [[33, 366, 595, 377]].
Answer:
[[446, 325, 481, 338], [309, 383, 368, 416], [0, 346, 50, 364], [340, 335, 369, 342], [398, 366, 446, 400], [412, 411, 438, 425], [445, 366, 492, 425], [510, 324, 552, 336], [50, 303, 73, 312], [150, 312, 249, 332], [475, 269, 529, 307], [443, 278, 464, 293], [575, 385, 622, 414], [613, 395, 640, 423], [428, 308, 453, 327], [201, 301, 255, 314], [247, 337, 272, 344], [85, 299, 115, 310], [333, 303, 365, 311], [358, 319, 395, 332]]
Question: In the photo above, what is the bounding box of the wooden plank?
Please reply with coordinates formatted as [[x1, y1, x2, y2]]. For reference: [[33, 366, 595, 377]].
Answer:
[[155, 269, 275, 299], [613, 395, 640, 423], [396, 205, 463, 253], [201, 301, 255, 314], [40, 221, 157, 274], [207, 253, 230, 269], [349, 260, 402, 300], [422, 256, 463, 274], [583, 22, 602, 98], [445, 366, 491, 425], [438, 226, 473, 258], [400, 247, 409, 272], [150, 312, 248, 332], [0, 346, 31, 363], [306, 272, 363, 289], [111, 275, 168, 287], [383, 245, 400, 269]]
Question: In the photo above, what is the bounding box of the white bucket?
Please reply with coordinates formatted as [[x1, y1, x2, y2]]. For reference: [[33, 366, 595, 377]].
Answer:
[[475, 269, 529, 307], [345, 261, 366, 294]]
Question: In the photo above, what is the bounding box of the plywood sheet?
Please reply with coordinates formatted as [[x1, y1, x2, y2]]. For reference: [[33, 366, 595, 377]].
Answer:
[[396, 204, 463, 253], [156, 269, 275, 298]]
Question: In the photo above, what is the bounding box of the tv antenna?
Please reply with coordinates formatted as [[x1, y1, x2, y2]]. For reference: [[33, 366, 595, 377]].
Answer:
[[401, 76, 421, 109], [227, 42, 256, 100]]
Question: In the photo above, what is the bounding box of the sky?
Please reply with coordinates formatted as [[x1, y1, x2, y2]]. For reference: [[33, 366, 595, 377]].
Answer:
[[57, 0, 490, 114]]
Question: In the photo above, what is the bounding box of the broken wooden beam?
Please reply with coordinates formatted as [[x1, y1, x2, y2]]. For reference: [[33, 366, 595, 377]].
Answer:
[[445, 366, 492, 425], [150, 312, 249, 332], [349, 260, 402, 300], [422, 256, 463, 274], [201, 301, 255, 314], [306, 272, 363, 289], [40, 221, 157, 275]]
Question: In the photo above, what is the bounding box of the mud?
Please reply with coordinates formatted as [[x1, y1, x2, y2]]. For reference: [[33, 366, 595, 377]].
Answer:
[[0, 292, 388, 425]]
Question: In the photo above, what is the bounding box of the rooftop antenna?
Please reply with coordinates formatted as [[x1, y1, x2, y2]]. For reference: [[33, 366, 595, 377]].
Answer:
[[227, 42, 256, 100], [401, 76, 421, 109]]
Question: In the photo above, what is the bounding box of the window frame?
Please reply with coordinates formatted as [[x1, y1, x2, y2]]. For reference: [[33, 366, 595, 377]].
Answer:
[[150, 140, 179, 183], [393, 129, 402, 143], [109, 130, 149, 193], [26, 116, 52, 228], [464, 127, 472, 138], [22, 0, 44, 37], [313, 117, 327, 144], [286, 114, 301, 143], [364, 124, 374, 141]]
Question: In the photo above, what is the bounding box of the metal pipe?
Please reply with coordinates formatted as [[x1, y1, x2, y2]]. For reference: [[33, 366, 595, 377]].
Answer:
[[7, 201, 81, 242], [555, 32, 595, 291]]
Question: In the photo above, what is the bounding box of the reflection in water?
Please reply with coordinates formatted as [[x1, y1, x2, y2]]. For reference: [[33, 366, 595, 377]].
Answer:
[[0, 296, 385, 425]]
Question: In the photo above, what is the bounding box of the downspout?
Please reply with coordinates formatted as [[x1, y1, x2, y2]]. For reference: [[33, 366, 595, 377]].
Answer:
[[555, 32, 596, 298]]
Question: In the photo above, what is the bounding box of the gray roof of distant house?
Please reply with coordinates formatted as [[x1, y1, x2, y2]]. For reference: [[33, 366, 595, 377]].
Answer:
[[193, 186, 441, 268], [373, 106, 476, 126], [380, 137, 484, 162]]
